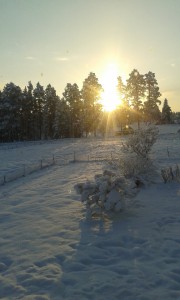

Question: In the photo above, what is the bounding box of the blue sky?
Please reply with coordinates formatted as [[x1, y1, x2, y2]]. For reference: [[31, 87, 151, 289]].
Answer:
[[0, 0, 180, 111]]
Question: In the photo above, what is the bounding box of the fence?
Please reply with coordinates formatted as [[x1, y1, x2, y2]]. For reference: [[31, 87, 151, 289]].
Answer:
[[0, 139, 62, 151], [0, 150, 121, 187]]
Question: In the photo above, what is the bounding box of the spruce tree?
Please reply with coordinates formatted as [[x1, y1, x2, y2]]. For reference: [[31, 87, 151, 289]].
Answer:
[[161, 98, 172, 123]]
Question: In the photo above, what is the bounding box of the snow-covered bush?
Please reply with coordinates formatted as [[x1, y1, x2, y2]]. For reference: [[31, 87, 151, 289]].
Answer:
[[74, 169, 139, 217], [110, 125, 159, 179], [161, 165, 180, 183], [122, 125, 159, 159], [111, 155, 154, 179], [74, 125, 158, 217]]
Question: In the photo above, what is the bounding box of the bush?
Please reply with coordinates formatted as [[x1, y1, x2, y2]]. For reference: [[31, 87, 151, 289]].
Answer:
[[75, 125, 159, 217], [122, 125, 159, 159], [111, 125, 158, 180], [110, 155, 154, 179], [161, 165, 180, 183], [74, 169, 139, 218]]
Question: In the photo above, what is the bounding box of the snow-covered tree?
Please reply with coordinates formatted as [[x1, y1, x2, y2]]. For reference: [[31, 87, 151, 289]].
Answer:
[[126, 69, 146, 128], [171, 111, 180, 124], [117, 76, 126, 102], [143, 71, 161, 122], [53, 98, 70, 138], [33, 82, 45, 139], [116, 76, 130, 129], [44, 84, 59, 139], [161, 98, 172, 123], [21, 81, 34, 140], [1, 82, 22, 141], [63, 83, 83, 137], [81, 72, 103, 136]]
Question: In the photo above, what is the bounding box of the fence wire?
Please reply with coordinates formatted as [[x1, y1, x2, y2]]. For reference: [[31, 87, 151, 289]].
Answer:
[[0, 150, 122, 186]]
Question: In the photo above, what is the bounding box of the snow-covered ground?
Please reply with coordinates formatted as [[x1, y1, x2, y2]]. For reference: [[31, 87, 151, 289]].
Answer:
[[0, 137, 125, 185], [0, 125, 180, 299]]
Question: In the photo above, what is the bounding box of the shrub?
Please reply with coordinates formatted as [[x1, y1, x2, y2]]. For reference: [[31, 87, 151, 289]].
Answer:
[[74, 169, 139, 218], [75, 125, 159, 217], [111, 125, 159, 180], [161, 165, 180, 183], [122, 125, 159, 159], [110, 155, 154, 179]]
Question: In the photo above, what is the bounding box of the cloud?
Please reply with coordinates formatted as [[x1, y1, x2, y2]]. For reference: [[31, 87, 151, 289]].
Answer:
[[25, 56, 36, 60], [166, 58, 178, 68], [55, 57, 69, 62]]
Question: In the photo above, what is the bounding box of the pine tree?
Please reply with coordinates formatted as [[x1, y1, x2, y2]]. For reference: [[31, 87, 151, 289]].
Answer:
[[81, 72, 103, 136], [144, 71, 161, 122], [44, 84, 59, 139], [161, 98, 172, 123], [53, 98, 70, 138], [116, 76, 130, 129], [33, 82, 45, 139], [21, 81, 34, 140], [126, 69, 146, 128], [63, 83, 83, 137]]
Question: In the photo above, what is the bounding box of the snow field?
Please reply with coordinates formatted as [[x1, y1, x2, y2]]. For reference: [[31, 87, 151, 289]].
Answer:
[[0, 137, 124, 186], [0, 124, 180, 299]]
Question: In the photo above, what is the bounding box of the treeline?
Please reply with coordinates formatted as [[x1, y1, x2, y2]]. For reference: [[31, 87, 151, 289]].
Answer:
[[0, 69, 173, 142]]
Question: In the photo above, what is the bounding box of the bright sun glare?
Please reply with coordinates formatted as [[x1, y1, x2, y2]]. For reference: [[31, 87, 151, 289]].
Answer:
[[100, 63, 120, 112]]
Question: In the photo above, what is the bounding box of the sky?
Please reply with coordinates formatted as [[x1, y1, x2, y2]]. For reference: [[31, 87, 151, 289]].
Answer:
[[0, 0, 180, 111]]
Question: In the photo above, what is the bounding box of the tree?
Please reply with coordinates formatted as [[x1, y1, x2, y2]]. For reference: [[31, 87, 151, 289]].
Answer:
[[63, 83, 83, 137], [81, 72, 103, 136], [44, 84, 59, 139], [171, 111, 180, 124], [0, 90, 3, 142], [53, 98, 70, 138], [126, 69, 146, 128], [116, 76, 130, 129], [161, 98, 172, 123], [33, 82, 45, 139], [21, 81, 34, 140], [1, 82, 22, 141], [143, 71, 161, 122]]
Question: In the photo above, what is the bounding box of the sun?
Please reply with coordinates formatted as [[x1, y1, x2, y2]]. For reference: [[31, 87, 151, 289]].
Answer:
[[100, 63, 120, 112]]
